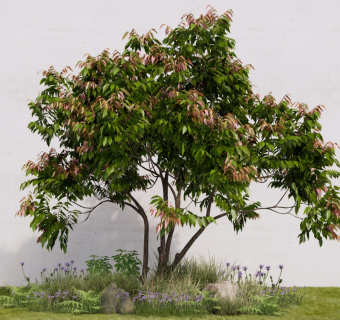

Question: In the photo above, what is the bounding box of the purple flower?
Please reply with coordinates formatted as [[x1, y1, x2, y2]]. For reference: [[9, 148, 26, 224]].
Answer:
[[61, 267, 64, 270], [57, 263, 62, 267], [54, 267, 58, 271], [221, 270, 226, 275], [279, 264, 284, 270], [42, 268, 47, 272], [255, 271, 261, 277], [236, 265, 240, 270], [81, 269, 85, 272], [238, 271, 243, 277], [242, 266, 248, 271], [73, 267, 77, 271], [232, 266, 237, 271], [70, 260, 75, 264], [266, 266, 270, 271], [20, 262, 24, 266], [226, 262, 231, 267], [65, 262, 70, 267], [64, 268, 69, 272], [259, 264, 264, 269]]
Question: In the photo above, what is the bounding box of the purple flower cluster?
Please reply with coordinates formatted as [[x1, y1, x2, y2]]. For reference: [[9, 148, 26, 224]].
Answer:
[[116, 292, 130, 300]]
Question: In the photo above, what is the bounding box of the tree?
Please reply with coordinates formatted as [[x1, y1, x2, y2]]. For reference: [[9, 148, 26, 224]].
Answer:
[[17, 7, 340, 280]]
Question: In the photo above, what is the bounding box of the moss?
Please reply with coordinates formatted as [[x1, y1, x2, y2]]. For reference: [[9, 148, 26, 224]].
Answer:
[[1, 287, 340, 319]]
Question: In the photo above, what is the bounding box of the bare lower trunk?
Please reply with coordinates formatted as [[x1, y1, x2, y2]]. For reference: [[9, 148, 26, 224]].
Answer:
[[128, 193, 150, 282], [158, 171, 169, 273]]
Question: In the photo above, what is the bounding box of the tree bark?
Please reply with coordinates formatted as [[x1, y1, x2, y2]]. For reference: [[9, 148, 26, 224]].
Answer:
[[158, 171, 168, 272], [128, 193, 150, 282]]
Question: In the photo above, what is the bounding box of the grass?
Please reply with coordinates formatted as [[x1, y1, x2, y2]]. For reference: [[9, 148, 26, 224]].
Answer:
[[0, 287, 339, 319], [0, 254, 336, 318]]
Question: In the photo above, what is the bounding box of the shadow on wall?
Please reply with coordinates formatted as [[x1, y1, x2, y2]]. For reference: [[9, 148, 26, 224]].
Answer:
[[1, 194, 188, 287]]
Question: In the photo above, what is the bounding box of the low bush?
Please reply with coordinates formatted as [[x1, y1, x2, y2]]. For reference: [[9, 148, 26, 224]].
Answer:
[[0, 253, 306, 316]]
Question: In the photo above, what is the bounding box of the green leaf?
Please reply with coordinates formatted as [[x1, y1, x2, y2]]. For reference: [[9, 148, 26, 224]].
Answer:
[[231, 209, 237, 221], [102, 84, 110, 93]]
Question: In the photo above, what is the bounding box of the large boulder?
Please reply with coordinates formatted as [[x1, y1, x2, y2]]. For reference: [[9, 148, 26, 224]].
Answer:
[[100, 283, 135, 314], [202, 281, 238, 301]]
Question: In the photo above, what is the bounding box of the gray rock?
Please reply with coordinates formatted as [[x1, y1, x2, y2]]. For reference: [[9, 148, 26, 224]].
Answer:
[[117, 296, 135, 314], [100, 283, 135, 314], [202, 281, 238, 301]]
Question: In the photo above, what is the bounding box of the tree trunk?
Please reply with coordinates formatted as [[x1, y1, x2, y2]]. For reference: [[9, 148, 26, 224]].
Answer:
[[157, 172, 168, 270], [127, 193, 150, 282]]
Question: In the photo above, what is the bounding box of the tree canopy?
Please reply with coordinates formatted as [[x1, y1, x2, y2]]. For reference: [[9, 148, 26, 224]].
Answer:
[[17, 7, 340, 279]]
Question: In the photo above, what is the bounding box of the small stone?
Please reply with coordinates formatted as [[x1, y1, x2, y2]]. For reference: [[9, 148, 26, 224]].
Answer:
[[202, 281, 238, 301]]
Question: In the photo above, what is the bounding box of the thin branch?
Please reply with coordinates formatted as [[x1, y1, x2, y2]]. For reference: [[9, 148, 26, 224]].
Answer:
[[269, 208, 302, 220], [274, 190, 288, 207], [139, 164, 159, 176]]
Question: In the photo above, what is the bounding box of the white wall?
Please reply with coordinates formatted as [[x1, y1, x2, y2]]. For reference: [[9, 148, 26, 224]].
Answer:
[[1, 0, 340, 287]]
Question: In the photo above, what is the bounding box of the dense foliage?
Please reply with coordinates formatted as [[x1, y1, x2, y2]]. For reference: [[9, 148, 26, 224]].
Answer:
[[17, 7, 340, 279]]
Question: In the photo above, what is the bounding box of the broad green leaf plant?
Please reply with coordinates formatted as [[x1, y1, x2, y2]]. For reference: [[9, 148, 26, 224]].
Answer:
[[17, 7, 340, 280]]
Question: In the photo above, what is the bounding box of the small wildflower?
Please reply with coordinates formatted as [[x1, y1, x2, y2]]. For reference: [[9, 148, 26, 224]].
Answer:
[[70, 260, 75, 264], [81, 269, 85, 272], [42, 268, 47, 272], [279, 264, 284, 269], [20, 262, 24, 266], [221, 270, 226, 275], [226, 262, 231, 267], [259, 264, 264, 269], [238, 271, 243, 277], [65, 262, 70, 267], [266, 266, 270, 271], [242, 266, 248, 271], [54, 267, 58, 271], [57, 263, 62, 267], [73, 267, 77, 271]]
